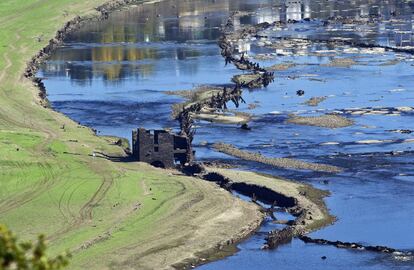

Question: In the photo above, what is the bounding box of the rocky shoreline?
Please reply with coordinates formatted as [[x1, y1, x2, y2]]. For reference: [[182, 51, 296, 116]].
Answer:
[[200, 168, 336, 250], [168, 8, 340, 259], [11, 0, 414, 269]]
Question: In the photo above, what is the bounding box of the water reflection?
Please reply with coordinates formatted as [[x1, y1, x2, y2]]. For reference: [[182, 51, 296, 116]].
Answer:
[[41, 0, 414, 84], [286, 0, 303, 21], [43, 0, 277, 84], [38, 0, 414, 269]]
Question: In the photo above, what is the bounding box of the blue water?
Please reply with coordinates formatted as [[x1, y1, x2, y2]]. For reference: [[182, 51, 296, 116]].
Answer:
[[39, 0, 414, 269]]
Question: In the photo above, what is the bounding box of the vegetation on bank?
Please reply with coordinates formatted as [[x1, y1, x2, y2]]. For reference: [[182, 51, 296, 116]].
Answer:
[[0, 224, 70, 269], [0, 1, 262, 269]]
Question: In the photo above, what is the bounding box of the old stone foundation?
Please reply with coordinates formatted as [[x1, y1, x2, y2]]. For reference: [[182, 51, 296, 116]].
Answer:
[[132, 128, 191, 168]]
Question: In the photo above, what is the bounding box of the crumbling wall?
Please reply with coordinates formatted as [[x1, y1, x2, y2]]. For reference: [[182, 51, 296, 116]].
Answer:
[[299, 235, 411, 255], [132, 128, 190, 167], [173, 12, 276, 155]]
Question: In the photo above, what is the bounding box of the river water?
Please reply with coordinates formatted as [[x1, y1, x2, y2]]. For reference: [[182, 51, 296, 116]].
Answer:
[[38, 0, 414, 269]]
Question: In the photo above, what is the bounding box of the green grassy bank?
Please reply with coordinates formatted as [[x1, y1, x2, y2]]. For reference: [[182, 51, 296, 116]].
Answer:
[[0, 1, 262, 269]]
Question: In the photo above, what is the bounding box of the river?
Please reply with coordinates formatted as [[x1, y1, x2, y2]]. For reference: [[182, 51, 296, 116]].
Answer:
[[38, 0, 414, 269]]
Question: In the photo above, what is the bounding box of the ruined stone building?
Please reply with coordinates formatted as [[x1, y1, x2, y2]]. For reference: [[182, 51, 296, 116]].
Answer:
[[132, 128, 190, 168]]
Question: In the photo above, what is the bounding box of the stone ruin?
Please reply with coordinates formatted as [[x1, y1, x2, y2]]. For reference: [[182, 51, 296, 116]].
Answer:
[[132, 128, 191, 168]]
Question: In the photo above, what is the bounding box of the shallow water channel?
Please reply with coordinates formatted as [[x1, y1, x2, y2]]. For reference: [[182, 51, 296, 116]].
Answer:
[[39, 0, 414, 269]]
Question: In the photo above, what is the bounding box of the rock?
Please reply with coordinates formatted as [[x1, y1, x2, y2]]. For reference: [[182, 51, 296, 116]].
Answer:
[[390, 129, 412, 134], [199, 141, 208, 146], [265, 227, 295, 249], [261, 244, 270, 250], [396, 106, 413, 112], [356, 140, 390, 144], [115, 139, 123, 146], [320, 142, 340, 145], [232, 73, 262, 87], [296, 90, 305, 96], [241, 123, 251, 130]]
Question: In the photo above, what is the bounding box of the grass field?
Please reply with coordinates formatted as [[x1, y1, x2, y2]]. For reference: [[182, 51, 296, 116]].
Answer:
[[0, 1, 262, 269]]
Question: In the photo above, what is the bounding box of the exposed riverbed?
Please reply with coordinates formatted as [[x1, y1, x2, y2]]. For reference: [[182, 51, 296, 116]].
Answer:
[[38, 0, 414, 269]]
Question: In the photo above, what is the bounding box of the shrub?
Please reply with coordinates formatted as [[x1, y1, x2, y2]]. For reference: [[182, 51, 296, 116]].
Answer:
[[0, 224, 71, 270]]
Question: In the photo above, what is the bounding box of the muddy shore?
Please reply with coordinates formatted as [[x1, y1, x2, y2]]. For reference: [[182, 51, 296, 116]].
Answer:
[[22, 1, 266, 269], [24, 1, 338, 268], [34, 1, 414, 269], [203, 168, 335, 247], [213, 142, 342, 173], [166, 8, 339, 264], [22, 1, 288, 269], [287, 114, 354, 128]]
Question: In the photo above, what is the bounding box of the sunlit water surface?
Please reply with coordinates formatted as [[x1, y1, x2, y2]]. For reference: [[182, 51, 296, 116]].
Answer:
[[39, 0, 414, 269]]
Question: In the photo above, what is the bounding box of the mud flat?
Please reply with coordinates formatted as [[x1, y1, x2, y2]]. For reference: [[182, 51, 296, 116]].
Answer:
[[267, 63, 296, 71], [232, 73, 262, 87], [193, 111, 250, 124], [304, 96, 327, 107], [322, 58, 357, 68], [287, 114, 354, 128], [213, 143, 342, 173]]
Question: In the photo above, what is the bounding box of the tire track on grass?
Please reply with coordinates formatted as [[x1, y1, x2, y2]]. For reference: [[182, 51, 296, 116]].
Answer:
[[0, 30, 49, 132], [0, 161, 59, 214], [48, 164, 115, 241]]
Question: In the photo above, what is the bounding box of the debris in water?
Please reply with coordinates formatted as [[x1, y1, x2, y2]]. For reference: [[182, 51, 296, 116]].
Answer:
[[296, 90, 305, 96]]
